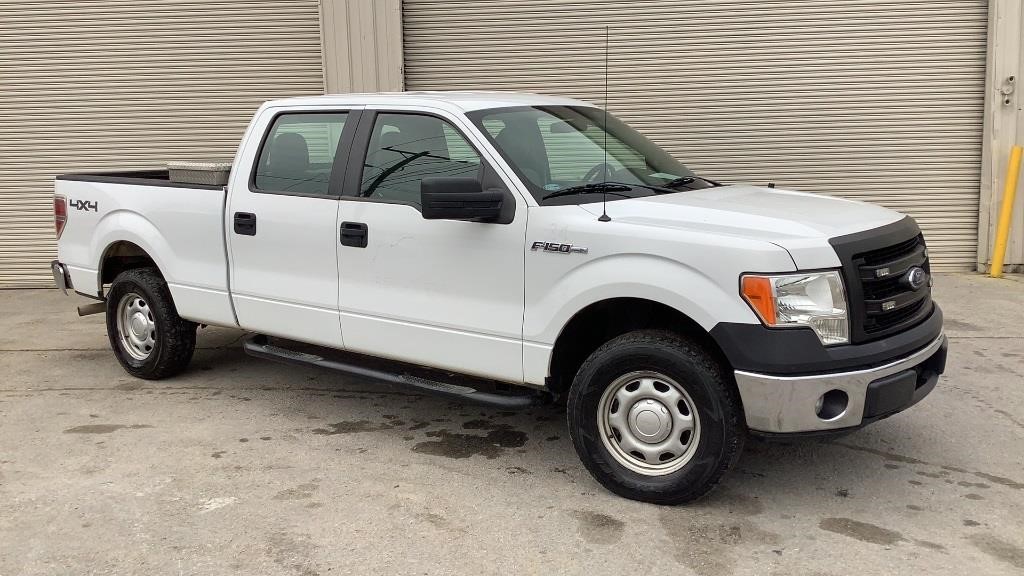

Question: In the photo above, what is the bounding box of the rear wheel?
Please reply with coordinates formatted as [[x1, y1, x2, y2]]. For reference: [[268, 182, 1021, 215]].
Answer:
[[106, 268, 196, 379], [567, 330, 745, 504]]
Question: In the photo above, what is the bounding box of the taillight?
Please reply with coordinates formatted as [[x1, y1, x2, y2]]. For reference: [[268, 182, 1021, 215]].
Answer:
[[54, 196, 67, 239]]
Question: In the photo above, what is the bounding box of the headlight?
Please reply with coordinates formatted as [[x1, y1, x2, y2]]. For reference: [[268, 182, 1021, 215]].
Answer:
[[740, 271, 849, 345]]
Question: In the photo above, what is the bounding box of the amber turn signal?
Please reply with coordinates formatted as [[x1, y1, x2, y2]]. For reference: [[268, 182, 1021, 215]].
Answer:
[[741, 275, 776, 325]]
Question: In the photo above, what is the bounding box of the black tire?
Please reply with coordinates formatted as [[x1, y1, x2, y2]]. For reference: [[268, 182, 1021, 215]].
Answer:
[[567, 330, 745, 504], [105, 267, 197, 380]]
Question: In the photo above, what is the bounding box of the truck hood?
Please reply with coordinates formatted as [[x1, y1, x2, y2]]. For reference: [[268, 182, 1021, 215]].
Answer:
[[578, 183, 904, 269]]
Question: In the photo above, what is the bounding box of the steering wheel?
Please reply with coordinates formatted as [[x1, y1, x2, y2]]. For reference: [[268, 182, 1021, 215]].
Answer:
[[582, 162, 616, 183]]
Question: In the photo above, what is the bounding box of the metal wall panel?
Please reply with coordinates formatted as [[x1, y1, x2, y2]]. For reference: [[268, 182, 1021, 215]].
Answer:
[[0, 0, 324, 287], [321, 0, 405, 93], [403, 0, 988, 270], [978, 0, 1023, 272]]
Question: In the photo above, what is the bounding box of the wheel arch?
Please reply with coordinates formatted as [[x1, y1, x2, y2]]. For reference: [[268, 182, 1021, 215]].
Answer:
[[99, 240, 162, 284], [546, 297, 734, 396], [91, 210, 173, 296]]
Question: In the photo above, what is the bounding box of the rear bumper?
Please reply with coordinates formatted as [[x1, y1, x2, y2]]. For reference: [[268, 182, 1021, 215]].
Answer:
[[51, 260, 73, 295], [734, 334, 947, 434]]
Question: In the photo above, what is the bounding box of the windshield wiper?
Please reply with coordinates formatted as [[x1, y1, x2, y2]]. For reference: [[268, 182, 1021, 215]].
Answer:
[[540, 177, 716, 201], [541, 182, 633, 201], [605, 181, 676, 194], [662, 175, 720, 189]]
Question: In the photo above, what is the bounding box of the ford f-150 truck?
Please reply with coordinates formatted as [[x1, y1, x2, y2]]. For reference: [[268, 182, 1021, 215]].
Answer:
[[52, 92, 947, 504]]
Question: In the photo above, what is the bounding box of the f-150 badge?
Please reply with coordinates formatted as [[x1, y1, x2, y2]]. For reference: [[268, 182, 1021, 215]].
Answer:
[[531, 241, 588, 255]]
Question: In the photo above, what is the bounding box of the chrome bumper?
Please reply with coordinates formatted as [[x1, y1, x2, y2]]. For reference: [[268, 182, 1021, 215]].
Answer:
[[734, 334, 947, 434], [51, 260, 73, 295]]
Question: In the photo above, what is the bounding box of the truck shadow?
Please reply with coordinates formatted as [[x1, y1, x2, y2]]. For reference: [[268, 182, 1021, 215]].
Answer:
[[181, 332, 1006, 514]]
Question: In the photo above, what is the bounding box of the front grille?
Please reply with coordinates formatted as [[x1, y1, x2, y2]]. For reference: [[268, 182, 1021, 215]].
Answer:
[[830, 218, 934, 343], [865, 296, 928, 334], [857, 235, 923, 266]]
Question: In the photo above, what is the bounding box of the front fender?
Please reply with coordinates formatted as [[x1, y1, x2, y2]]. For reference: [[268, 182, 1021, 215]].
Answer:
[[524, 253, 760, 345]]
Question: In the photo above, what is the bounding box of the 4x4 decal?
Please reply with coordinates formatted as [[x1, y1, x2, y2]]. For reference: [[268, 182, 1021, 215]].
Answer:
[[69, 199, 98, 212]]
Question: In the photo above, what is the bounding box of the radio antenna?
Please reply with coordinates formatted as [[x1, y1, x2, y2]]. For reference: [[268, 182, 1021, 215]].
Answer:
[[598, 25, 612, 222]]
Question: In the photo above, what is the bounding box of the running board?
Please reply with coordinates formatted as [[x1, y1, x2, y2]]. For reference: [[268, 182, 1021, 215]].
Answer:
[[242, 334, 545, 409]]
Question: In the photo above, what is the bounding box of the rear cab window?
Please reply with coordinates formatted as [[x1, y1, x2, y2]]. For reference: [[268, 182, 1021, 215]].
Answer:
[[253, 112, 349, 196]]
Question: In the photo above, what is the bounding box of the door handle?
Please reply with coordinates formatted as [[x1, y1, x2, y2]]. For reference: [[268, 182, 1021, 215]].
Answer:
[[233, 212, 257, 236], [340, 221, 368, 248]]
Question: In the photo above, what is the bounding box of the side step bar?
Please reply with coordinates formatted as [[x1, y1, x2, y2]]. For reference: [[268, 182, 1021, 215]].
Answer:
[[242, 334, 545, 409]]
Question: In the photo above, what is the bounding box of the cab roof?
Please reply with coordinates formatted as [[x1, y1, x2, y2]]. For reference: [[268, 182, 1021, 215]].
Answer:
[[262, 91, 596, 113]]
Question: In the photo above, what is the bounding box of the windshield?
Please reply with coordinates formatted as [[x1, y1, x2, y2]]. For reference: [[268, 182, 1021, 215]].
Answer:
[[467, 105, 713, 205]]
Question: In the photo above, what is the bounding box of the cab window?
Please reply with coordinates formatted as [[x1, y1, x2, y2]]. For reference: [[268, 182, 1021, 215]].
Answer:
[[360, 113, 482, 206], [254, 112, 348, 195]]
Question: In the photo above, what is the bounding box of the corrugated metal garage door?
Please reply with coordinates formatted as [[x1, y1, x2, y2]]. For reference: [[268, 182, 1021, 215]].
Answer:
[[0, 0, 324, 287], [403, 0, 988, 270]]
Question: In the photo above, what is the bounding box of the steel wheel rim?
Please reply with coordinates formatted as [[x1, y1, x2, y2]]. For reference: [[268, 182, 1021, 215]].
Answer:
[[597, 370, 701, 476], [116, 292, 156, 361]]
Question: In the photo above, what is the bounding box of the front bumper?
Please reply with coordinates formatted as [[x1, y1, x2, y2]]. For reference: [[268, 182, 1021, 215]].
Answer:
[[734, 334, 947, 434]]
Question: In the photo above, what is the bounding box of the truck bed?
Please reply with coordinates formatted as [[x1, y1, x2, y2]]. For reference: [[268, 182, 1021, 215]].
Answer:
[[57, 169, 225, 190], [55, 170, 236, 327]]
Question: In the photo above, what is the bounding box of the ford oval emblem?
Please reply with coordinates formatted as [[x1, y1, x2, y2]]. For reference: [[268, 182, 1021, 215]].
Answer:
[[905, 266, 927, 290]]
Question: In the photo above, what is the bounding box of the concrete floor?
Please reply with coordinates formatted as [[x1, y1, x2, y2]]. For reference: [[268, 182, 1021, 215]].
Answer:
[[0, 274, 1022, 575]]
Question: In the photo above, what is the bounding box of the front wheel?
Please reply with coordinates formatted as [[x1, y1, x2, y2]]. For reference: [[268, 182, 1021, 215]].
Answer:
[[105, 268, 196, 380], [567, 330, 745, 504]]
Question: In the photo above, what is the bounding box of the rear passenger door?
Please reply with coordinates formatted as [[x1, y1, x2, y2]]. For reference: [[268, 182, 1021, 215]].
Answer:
[[227, 107, 360, 347], [335, 108, 528, 383]]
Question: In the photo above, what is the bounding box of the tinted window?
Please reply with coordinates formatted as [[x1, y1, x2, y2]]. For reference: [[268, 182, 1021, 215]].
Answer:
[[254, 112, 348, 195], [469, 106, 709, 205], [360, 113, 482, 205]]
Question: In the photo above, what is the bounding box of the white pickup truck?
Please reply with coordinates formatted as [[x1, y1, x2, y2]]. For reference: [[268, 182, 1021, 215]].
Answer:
[[52, 92, 946, 504]]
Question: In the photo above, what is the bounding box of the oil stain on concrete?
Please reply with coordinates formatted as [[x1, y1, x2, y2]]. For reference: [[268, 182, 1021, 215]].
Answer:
[[819, 517, 903, 546], [571, 510, 625, 545], [461, 419, 501, 430], [414, 511, 451, 530], [266, 530, 321, 576], [832, 442, 926, 465], [969, 534, 1024, 570], [973, 472, 1024, 490], [63, 424, 153, 434], [273, 482, 319, 501], [942, 318, 981, 332], [914, 539, 946, 552], [411, 426, 528, 459], [658, 490, 778, 576], [311, 420, 393, 435]]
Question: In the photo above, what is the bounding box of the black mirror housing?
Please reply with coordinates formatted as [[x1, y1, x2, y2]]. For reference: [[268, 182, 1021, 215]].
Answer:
[[421, 177, 503, 221]]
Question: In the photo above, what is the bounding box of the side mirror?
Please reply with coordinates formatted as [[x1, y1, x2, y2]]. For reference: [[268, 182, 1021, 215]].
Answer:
[[421, 177, 503, 221]]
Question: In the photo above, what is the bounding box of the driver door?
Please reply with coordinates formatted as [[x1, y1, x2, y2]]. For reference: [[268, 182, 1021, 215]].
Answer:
[[336, 109, 528, 383]]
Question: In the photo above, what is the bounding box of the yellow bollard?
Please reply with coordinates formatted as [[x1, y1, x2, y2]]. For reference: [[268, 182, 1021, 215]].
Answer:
[[991, 145, 1023, 278]]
